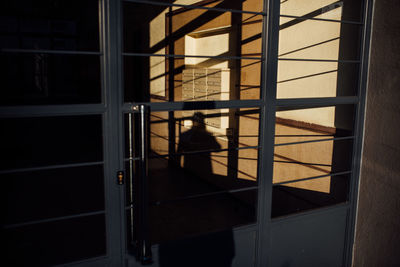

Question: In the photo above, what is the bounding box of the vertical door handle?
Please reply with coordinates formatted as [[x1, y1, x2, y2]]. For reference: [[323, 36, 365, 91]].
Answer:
[[137, 104, 152, 264]]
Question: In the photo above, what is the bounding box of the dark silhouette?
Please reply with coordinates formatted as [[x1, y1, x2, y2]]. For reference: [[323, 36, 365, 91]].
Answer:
[[177, 112, 221, 175], [158, 112, 235, 267]]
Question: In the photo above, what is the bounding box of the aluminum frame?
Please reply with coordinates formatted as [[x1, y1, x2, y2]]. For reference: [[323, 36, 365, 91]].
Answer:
[[0, 0, 373, 265]]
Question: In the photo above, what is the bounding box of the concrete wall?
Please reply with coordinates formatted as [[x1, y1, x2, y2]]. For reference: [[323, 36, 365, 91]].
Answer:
[[352, 0, 400, 266]]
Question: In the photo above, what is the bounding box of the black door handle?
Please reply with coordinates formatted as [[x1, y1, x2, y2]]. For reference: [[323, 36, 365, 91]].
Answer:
[[133, 104, 152, 264]]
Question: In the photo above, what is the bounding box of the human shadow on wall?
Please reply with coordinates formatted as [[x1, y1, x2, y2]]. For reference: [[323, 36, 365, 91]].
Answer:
[[158, 112, 235, 267]]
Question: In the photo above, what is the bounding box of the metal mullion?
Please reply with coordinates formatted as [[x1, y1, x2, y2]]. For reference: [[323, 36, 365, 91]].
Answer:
[[0, 48, 102, 55], [123, 145, 259, 161], [151, 145, 259, 158], [102, 0, 126, 265], [123, 0, 267, 16], [273, 170, 352, 186], [278, 58, 361, 63], [256, 0, 280, 266], [343, 0, 374, 265], [0, 104, 106, 118], [280, 14, 363, 25], [3, 210, 106, 230], [125, 186, 259, 208], [276, 96, 359, 111], [54, 256, 108, 267], [122, 99, 263, 112], [275, 136, 354, 147], [122, 52, 263, 61], [0, 161, 104, 175], [124, 157, 141, 162]]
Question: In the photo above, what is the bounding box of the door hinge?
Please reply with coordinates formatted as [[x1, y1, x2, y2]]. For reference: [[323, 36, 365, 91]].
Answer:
[[117, 171, 124, 185]]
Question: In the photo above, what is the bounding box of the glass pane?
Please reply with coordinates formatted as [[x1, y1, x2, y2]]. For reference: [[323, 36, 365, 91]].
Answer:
[[272, 105, 355, 217], [124, 108, 259, 198], [274, 138, 353, 183], [280, 0, 364, 23], [0, 53, 101, 105], [149, 190, 257, 244], [124, 107, 259, 244], [272, 174, 349, 217], [2, 165, 104, 225], [124, 56, 262, 102], [277, 61, 360, 98], [4, 214, 106, 266], [0, 115, 103, 170], [0, 0, 100, 51], [135, 0, 264, 12], [278, 21, 362, 61], [123, 1, 263, 102]]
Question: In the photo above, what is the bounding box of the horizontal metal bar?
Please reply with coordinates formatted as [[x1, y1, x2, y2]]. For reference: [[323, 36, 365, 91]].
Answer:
[[0, 161, 104, 175], [273, 170, 352, 186], [0, 104, 107, 118], [123, 145, 259, 162], [276, 96, 358, 111], [3, 210, 105, 229], [153, 146, 259, 158], [278, 58, 360, 63], [1, 48, 102, 56], [122, 52, 263, 61], [280, 14, 363, 25], [126, 186, 259, 209], [278, 37, 340, 57], [274, 160, 332, 167], [275, 134, 333, 137], [124, 157, 141, 162], [123, 99, 264, 112], [124, 0, 267, 16], [55, 256, 108, 267], [275, 136, 354, 147]]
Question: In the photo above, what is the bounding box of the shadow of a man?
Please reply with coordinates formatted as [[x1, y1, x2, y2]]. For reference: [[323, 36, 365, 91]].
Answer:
[[177, 112, 221, 175]]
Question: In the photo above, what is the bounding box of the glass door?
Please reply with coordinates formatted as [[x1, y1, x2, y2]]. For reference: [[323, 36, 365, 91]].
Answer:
[[119, 0, 267, 266]]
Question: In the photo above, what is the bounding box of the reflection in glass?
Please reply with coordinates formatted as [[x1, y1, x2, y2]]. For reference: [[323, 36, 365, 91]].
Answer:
[[0, 54, 101, 105], [272, 106, 354, 217], [2, 165, 105, 225], [123, 1, 263, 102], [0, 0, 100, 51], [0, 115, 103, 170], [4, 214, 106, 266], [124, 108, 259, 244]]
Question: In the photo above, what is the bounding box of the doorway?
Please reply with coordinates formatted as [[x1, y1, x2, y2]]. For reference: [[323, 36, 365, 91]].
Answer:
[[0, 0, 372, 266]]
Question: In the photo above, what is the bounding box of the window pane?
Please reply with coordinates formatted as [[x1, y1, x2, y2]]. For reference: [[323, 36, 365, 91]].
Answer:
[[272, 105, 355, 217], [124, 108, 259, 202], [148, 190, 257, 244], [0, 53, 101, 105], [123, 1, 263, 102], [280, 0, 364, 23], [276, 60, 359, 98], [272, 174, 349, 217], [279, 22, 362, 61], [0, 115, 103, 170], [4, 214, 106, 266], [3, 165, 105, 225], [0, 0, 100, 51]]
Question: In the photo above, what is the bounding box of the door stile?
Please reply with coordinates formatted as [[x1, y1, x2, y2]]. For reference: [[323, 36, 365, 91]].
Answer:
[[102, 0, 126, 265]]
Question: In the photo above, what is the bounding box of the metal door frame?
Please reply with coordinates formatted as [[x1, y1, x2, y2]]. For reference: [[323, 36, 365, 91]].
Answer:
[[104, 0, 375, 266], [0, 0, 372, 266], [0, 0, 373, 266]]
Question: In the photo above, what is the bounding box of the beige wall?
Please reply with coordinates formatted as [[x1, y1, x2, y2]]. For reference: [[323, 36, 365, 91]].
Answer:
[[352, 0, 400, 266]]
